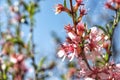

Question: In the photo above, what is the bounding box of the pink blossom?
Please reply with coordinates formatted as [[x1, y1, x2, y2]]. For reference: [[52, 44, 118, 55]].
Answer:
[[64, 24, 73, 32], [78, 63, 120, 79], [85, 77, 95, 80], [55, 4, 64, 14], [57, 49, 66, 58], [57, 43, 81, 61], [105, 2, 115, 10], [85, 27, 104, 53], [76, 0, 83, 5], [80, 7, 87, 17], [67, 32, 77, 40], [77, 22, 85, 36], [113, 0, 120, 4], [105, 0, 120, 9], [10, 54, 25, 65]]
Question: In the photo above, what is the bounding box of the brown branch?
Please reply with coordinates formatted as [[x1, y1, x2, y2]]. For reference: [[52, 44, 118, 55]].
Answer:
[[81, 51, 92, 71], [70, 0, 92, 71], [70, 0, 77, 33]]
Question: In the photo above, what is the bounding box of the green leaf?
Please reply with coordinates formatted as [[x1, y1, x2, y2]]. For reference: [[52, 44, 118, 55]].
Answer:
[[75, 12, 78, 20], [67, 62, 76, 68], [79, 43, 83, 47], [22, 1, 28, 11], [8, 38, 24, 47], [38, 57, 46, 68], [64, 0, 67, 8], [95, 25, 107, 34], [95, 59, 105, 67], [118, 10, 120, 22], [61, 75, 66, 80], [104, 53, 109, 62], [67, 13, 72, 17], [7, 0, 12, 5], [106, 24, 112, 36], [26, 40, 31, 55], [3, 72, 7, 80]]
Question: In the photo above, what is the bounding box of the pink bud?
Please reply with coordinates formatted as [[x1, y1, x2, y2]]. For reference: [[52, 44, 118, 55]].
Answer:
[[55, 4, 64, 14], [76, 0, 83, 5]]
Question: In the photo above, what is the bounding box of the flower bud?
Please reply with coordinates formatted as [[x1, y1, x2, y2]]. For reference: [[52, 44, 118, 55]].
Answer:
[[55, 4, 70, 14]]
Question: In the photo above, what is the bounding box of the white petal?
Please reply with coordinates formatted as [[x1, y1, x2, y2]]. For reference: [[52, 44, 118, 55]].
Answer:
[[10, 57, 17, 63], [62, 56, 66, 62], [55, 12, 59, 15], [69, 54, 75, 62], [2, 64, 6, 70], [68, 51, 76, 61], [104, 36, 108, 40], [57, 50, 65, 58], [90, 27, 97, 32], [85, 77, 95, 80], [14, 1, 19, 6], [96, 36, 101, 41], [116, 64, 120, 68], [68, 32, 76, 40]]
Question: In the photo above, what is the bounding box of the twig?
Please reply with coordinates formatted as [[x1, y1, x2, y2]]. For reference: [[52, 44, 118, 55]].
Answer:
[[70, 0, 77, 33]]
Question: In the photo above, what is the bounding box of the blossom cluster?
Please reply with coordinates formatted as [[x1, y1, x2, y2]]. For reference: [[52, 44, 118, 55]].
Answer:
[[105, 0, 120, 10], [56, 0, 120, 79]]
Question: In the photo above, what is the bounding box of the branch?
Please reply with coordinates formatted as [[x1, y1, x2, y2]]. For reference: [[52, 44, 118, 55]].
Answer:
[[70, 0, 77, 32]]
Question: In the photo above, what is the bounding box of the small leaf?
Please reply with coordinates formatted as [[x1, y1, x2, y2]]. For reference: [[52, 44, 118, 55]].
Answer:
[[38, 57, 46, 68], [104, 53, 109, 62], [61, 75, 66, 80], [95, 25, 107, 34], [8, 38, 24, 47], [67, 13, 72, 17], [64, 0, 67, 8], [106, 24, 112, 36], [22, 1, 28, 11], [95, 59, 105, 66], [7, 0, 12, 5], [75, 12, 78, 20], [67, 62, 76, 68]]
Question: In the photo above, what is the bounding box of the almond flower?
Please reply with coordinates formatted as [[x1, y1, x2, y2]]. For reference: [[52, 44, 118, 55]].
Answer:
[[65, 24, 77, 40], [85, 77, 95, 80], [80, 7, 87, 17], [84, 27, 110, 64], [10, 54, 25, 63], [77, 22, 85, 36], [113, 0, 120, 8], [78, 63, 120, 79], [55, 4, 64, 14], [85, 27, 104, 52], [105, 0, 120, 10], [74, 0, 83, 12], [113, 0, 120, 4], [105, 2, 116, 10], [57, 23, 85, 61], [57, 49, 66, 61], [57, 43, 77, 61], [55, 4, 70, 15], [76, 0, 83, 6], [10, 53, 28, 74]]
